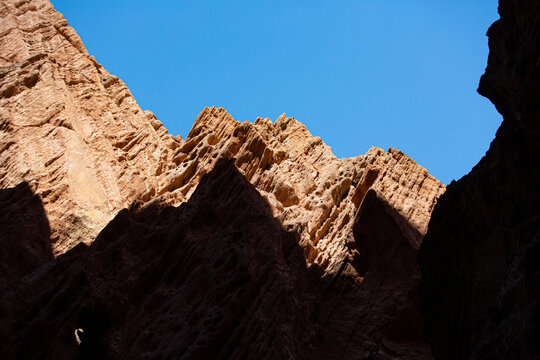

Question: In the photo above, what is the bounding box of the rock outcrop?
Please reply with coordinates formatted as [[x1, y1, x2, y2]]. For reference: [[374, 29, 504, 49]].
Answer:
[[419, 0, 540, 359], [158, 106, 445, 276], [0, 0, 448, 358]]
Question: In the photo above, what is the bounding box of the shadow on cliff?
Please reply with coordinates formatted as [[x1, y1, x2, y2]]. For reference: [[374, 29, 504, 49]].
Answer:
[[0, 159, 431, 360], [419, 1, 540, 359], [0, 181, 53, 291]]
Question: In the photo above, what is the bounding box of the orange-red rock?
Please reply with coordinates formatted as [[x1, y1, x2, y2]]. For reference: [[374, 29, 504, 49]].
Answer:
[[0, 0, 444, 269], [146, 106, 445, 276], [0, 0, 181, 255]]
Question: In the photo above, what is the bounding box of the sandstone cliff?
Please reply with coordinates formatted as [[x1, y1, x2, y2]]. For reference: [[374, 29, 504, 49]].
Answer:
[[419, 0, 540, 359], [158, 106, 444, 277], [0, 0, 448, 358]]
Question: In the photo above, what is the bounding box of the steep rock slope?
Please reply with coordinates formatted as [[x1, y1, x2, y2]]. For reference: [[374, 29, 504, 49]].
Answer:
[[0, 159, 432, 359], [419, 0, 540, 359], [0, 0, 182, 254]]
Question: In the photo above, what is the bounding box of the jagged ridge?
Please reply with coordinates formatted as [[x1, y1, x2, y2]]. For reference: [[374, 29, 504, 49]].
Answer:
[[0, 0, 444, 277]]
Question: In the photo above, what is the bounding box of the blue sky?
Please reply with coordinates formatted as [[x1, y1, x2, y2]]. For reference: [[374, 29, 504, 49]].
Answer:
[[51, 1, 501, 184]]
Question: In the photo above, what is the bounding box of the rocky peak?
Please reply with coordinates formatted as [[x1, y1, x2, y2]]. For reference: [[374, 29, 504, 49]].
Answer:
[[158, 106, 445, 275], [0, 0, 444, 263]]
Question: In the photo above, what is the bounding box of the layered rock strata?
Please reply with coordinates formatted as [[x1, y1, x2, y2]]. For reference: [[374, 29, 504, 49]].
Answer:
[[419, 0, 540, 359], [158, 106, 445, 275]]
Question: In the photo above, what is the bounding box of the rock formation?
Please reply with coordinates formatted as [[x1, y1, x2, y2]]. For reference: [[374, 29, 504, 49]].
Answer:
[[419, 0, 540, 359], [0, 0, 444, 274], [0, 0, 448, 358], [158, 106, 445, 276]]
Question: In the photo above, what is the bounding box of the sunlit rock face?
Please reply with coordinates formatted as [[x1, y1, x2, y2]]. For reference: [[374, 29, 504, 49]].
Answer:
[[0, 0, 182, 255], [420, 0, 540, 359], [158, 106, 445, 277], [0, 0, 448, 358]]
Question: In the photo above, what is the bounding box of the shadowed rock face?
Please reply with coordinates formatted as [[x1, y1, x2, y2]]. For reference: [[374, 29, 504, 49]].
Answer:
[[0, 160, 433, 359], [419, 0, 540, 359], [0, 181, 52, 291]]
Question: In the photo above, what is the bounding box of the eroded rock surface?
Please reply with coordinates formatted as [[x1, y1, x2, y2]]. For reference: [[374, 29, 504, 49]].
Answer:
[[419, 0, 540, 359], [159, 106, 445, 275], [0, 0, 444, 278], [0, 0, 181, 255]]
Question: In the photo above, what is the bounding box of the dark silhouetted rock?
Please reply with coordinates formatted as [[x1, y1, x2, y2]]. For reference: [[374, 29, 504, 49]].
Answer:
[[419, 0, 540, 359], [0, 181, 52, 291]]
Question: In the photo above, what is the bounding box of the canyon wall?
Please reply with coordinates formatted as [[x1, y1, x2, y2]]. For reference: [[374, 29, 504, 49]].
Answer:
[[0, 0, 182, 255], [419, 0, 540, 359], [0, 0, 449, 358]]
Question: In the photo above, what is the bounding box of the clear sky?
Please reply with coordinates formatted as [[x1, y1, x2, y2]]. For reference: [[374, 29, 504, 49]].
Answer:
[[51, 0, 501, 184]]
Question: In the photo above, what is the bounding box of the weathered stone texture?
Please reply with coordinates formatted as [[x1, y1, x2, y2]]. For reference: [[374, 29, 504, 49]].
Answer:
[[159, 106, 445, 275], [0, 0, 444, 267], [0, 0, 181, 254]]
